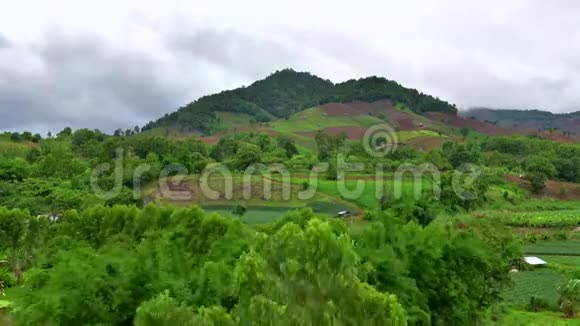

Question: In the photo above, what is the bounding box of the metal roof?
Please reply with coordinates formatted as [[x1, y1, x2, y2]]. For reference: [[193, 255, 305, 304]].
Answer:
[[524, 256, 547, 265]]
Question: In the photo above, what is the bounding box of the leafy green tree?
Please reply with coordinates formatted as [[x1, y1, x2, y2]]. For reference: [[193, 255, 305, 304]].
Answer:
[[9, 132, 21, 142], [233, 143, 261, 170], [0, 157, 30, 181], [276, 135, 298, 158], [525, 155, 557, 179], [529, 173, 546, 194], [234, 218, 407, 325], [57, 127, 72, 138], [442, 142, 481, 169]]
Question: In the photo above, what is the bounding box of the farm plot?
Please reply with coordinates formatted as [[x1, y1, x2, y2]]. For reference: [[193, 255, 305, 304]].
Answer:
[[498, 210, 580, 227], [203, 205, 299, 224], [501, 269, 568, 307], [522, 240, 580, 256]]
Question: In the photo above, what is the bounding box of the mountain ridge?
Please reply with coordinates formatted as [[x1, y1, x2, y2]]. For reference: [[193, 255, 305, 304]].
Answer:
[[142, 69, 458, 135], [463, 107, 580, 135]]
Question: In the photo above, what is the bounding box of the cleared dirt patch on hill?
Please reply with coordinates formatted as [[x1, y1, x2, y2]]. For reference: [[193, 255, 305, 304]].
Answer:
[[320, 100, 430, 131], [426, 112, 518, 136], [505, 175, 580, 201], [537, 131, 579, 144]]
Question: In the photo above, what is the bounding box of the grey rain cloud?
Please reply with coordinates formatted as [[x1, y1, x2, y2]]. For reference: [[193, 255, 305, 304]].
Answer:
[[1, 0, 580, 133], [0, 34, 10, 48]]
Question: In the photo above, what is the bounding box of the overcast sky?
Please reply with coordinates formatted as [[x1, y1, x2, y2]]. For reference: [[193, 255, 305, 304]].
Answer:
[[1, 0, 579, 133]]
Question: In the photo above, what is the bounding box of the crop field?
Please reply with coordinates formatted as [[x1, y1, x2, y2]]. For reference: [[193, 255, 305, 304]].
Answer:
[[495, 209, 580, 227], [522, 240, 580, 256], [538, 255, 580, 269], [203, 201, 354, 224], [203, 205, 300, 224], [149, 174, 360, 222], [502, 269, 568, 307], [277, 175, 437, 211]]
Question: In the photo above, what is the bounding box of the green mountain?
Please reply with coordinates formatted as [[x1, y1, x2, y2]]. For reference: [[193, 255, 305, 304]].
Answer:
[[143, 69, 458, 135], [463, 108, 580, 135]]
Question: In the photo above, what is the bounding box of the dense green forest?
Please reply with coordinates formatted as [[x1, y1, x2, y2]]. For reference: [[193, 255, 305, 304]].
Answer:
[[142, 69, 458, 134]]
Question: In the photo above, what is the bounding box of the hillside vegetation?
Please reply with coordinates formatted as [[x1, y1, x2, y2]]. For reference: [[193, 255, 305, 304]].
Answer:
[[143, 69, 457, 135], [464, 108, 580, 135]]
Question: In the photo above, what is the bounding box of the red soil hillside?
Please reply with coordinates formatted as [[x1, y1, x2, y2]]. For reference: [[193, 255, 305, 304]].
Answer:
[[425, 112, 519, 136], [505, 175, 580, 201], [320, 100, 427, 131]]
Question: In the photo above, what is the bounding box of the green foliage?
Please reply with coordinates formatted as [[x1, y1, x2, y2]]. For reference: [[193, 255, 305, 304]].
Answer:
[[320, 76, 457, 114], [315, 130, 346, 161], [559, 279, 580, 318], [232, 204, 247, 217], [442, 141, 481, 168], [356, 213, 519, 325], [498, 210, 580, 228], [143, 70, 457, 135], [143, 69, 331, 134]]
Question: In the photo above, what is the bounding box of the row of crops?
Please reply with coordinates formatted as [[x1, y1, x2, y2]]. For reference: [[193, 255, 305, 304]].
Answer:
[[495, 209, 580, 227]]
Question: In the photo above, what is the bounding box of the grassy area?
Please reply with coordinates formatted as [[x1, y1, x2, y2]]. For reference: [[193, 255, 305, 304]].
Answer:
[[499, 310, 578, 325], [397, 129, 448, 142], [202, 201, 354, 224], [538, 255, 580, 269], [523, 241, 580, 256], [214, 111, 262, 132], [502, 269, 568, 308], [281, 175, 436, 211], [271, 107, 382, 133], [0, 134, 37, 155]]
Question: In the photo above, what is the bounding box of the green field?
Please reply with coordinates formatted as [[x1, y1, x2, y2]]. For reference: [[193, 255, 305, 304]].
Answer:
[[523, 241, 580, 256], [502, 269, 568, 307], [271, 107, 383, 133], [203, 201, 354, 224], [277, 175, 437, 211], [498, 210, 580, 228], [499, 310, 579, 325], [203, 205, 302, 224], [538, 255, 580, 269]]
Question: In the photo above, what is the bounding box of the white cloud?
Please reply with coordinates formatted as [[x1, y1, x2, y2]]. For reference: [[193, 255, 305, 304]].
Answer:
[[0, 0, 579, 133]]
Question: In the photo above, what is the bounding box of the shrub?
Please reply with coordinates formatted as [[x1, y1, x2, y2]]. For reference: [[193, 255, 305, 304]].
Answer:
[[232, 205, 246, 217], [555, 231, 570, 241], [559, 279, 580, 318], [527, 296, 551, 312], [362, 210, 375, 221]]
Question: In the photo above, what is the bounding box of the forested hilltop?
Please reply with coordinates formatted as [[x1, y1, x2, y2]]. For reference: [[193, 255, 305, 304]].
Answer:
[[142, 69, 458, 134]]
